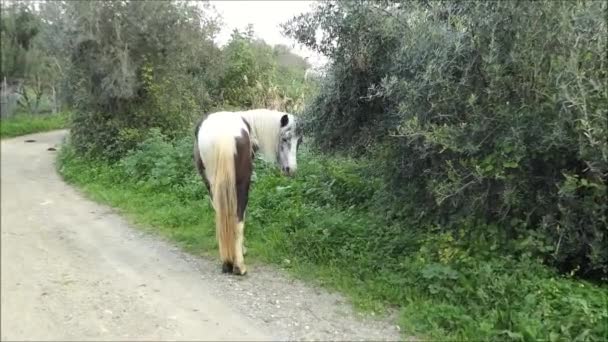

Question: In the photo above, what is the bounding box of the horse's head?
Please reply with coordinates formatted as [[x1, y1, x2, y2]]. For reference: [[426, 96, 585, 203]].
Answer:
[[277, 114, 302, 177]]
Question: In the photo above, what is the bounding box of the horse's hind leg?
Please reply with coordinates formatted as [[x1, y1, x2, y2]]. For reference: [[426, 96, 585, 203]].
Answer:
[[233, 222, 246, 275], [234, 180, 250, 276], [221, 260, 234, 273], [218, 239, 234, 273]]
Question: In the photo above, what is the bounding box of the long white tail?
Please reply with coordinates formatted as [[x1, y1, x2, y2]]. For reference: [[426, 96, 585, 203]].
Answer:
[[210, 136, 237, 264]]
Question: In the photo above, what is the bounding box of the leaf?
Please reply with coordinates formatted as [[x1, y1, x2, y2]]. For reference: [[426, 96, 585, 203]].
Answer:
[[549, 332, 560, 342], [428, 284, 440, 294], [500, 330, 524, 340]]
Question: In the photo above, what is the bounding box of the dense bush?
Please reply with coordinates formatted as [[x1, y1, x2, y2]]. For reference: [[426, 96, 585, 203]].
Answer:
[[61, 1, 220, 160], [0, 3, 39, 81], [120, 129, 202, 200], [285, 0, 608, 279]]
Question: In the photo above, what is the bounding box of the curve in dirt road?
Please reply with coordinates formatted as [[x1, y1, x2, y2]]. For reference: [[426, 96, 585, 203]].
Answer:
[[0, 130, 401, 341]]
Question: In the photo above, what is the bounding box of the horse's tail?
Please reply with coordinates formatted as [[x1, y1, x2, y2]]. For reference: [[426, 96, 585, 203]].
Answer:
[[211, 136, 237, 264]]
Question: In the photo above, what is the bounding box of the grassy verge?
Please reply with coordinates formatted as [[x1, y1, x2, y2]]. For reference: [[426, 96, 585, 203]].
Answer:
[[0, 112, 70, 138], [57, 132, 608, 341]]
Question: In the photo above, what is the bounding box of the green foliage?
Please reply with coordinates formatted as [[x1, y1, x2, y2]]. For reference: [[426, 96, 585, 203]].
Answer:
[[284, 0, 608, 279], [216, 26, 314, 113], [58, 132, 608, 341], [218, 27, 277, 108], [0, 112, 70, 138], [120, 129, 202, 200], [60, 0, 220, 160]]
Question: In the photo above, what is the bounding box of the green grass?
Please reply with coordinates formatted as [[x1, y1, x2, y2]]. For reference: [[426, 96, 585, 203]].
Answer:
[[0, 112, 70, 138], [57, 133, 608, 341]]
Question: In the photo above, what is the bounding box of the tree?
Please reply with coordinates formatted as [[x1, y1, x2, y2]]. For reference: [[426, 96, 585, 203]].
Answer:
[[0, 1, 50, 113], [0, 2, 39, 81], [217, 27, 277, 108], [62, 0, 221, 159]]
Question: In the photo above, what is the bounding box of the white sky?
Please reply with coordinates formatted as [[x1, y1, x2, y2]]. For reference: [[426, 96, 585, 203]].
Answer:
[[208, 1, 327, 68]]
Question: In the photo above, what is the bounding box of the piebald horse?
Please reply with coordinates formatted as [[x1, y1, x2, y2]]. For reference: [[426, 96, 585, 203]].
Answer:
[[193, 109, 302, 275]]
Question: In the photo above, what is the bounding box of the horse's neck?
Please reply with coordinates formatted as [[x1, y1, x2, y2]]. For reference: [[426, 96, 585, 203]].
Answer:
[[241, 110, 281, 163]]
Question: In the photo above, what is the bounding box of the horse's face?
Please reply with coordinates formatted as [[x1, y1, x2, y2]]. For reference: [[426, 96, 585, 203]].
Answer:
[[278, 114, 302, 176]]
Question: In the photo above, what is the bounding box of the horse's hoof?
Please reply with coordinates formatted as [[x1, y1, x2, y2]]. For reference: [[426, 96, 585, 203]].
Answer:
[[233, 265, 247, 276], [222, 262, 233, 273]]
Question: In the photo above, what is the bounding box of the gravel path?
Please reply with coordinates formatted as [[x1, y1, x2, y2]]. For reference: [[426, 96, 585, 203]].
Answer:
[[1, 130, 402, 341]]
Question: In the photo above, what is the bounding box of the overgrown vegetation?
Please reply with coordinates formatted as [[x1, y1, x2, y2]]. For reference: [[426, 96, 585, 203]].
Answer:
[[4, 0, 607, 339], [215, 27, 313, 113], [58, 132, 608, 341], [284, 0, 608, 280], [0, 112, 70, 138], [1, 1, 313, 159], [1, 2, 64, 115]]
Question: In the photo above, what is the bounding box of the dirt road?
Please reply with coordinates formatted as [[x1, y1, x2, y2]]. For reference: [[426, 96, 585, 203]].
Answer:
[[1, 130, 401, 341]]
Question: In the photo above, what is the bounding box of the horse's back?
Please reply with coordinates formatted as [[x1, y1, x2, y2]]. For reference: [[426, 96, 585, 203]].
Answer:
[[198, 112, 248, 141], [196, 112, 250, 181]]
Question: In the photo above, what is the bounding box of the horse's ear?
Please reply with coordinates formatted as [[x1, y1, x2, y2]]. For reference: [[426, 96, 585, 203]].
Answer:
[[280, 114, 289, 128]]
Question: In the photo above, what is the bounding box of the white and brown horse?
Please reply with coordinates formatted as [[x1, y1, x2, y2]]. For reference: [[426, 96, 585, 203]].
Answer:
[[193, 109, 302, 275]]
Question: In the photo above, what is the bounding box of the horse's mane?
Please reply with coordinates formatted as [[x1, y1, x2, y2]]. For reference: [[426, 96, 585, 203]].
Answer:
[[239, 109, 285, 164]]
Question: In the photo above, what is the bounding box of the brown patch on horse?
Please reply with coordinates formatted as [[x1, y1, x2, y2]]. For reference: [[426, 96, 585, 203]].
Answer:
[[233, 130, 252, 276], [193, 142, 210, 193], [234, 129, 252, 222], [193, 116, 204, 140], [25, 139, 36, 143], [241, 117, 251, 135], [193, 119, 211, 196], [241, 116, 259, 155]]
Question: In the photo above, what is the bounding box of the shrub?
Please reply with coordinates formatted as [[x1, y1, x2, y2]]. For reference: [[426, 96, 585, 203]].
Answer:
[[120, 129, 203, 200], [64, 0, 220, 160], [285, 0, 608, 279]]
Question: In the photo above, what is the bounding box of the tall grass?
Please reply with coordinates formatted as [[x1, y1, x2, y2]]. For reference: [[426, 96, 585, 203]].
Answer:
[[57, 131, 608, 341], [0, 112, 70, 138]]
